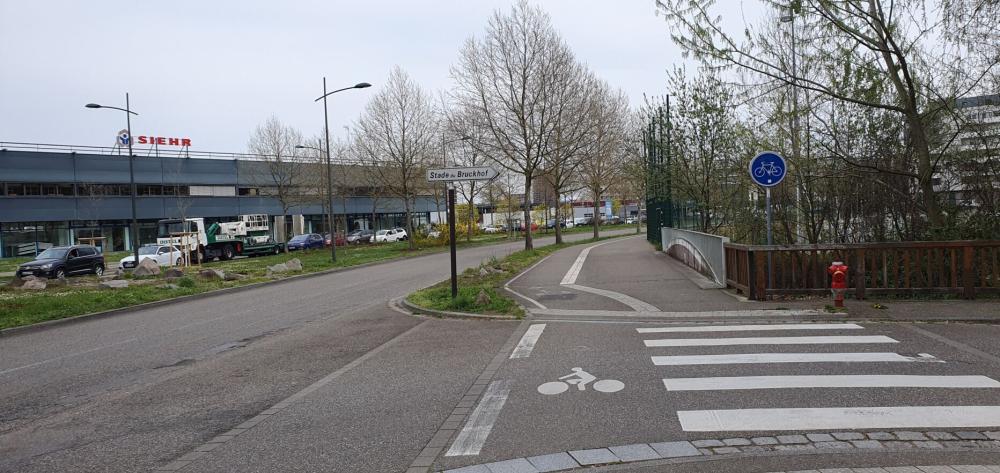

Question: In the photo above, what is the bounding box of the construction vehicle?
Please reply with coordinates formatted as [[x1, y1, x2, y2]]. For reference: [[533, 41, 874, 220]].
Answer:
[[156, 214, 283, 262]]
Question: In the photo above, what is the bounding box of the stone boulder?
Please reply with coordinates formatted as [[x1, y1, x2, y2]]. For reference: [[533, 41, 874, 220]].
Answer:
[[19, 277, 47, 291], [6, 275, 26, 288], [285, 258, 303, 271], [133, 258, 161, 277], [475, 289, 492, 306], [162, 268, 184, 278], [48, 276, 68, 287], [266, 263, 289, 277], [198, 269, 224, 280], [99, 280, 129, 289], [223, 272, 247, 281]]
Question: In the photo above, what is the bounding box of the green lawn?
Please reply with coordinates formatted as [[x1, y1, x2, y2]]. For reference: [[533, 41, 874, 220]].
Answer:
[[407, 233, 632, 317]]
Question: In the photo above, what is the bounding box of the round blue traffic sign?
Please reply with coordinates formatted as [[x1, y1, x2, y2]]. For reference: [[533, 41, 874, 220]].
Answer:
[[748, 151, 786, 187]]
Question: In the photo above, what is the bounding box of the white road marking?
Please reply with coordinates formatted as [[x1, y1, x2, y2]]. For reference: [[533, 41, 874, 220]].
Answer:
[[564, 283, 659, 312], [638, 323, 864, 333], [651, 352, 941, 366], [529, 308, 819, 318], [644, 335, 898, 347], [509, 324, 546, 359], [560, 240, 621, 285], [663, 375, 1000, 391], [445, 380, 511, 456], [678, 406, 1000, 432]]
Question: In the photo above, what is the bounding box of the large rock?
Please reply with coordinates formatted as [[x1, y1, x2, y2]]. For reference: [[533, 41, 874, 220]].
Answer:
[[133, 258, 161, 277], [19, 277, 47, 291], [285, 258, 303, 271], [162, 268, 184, 278], [266, 263, 289, 277], [475, 289, 492, 306], [223, 272, 247, 281], [198, 269, 224, 280], [100, 280, 129, 289], [48, 276, 68, 287], [6, 275, 27, 288]]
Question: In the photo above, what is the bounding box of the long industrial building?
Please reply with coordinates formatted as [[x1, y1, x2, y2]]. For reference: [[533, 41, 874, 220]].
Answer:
[[0, 142, 440, 257]]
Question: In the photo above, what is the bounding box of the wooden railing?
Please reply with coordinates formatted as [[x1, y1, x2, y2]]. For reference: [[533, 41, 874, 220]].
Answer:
[[724, 241, 1000, 301]]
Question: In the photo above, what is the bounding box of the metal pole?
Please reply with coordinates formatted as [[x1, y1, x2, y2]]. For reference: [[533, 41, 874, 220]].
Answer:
[[765, 187, 773, 285], [322, 77, 337, 263], [126, 92, 139, 265], [448, 187, 458, 298]]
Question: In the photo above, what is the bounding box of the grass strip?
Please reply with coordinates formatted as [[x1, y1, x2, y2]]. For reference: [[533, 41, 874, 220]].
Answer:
[[407, 234, 633, 318]]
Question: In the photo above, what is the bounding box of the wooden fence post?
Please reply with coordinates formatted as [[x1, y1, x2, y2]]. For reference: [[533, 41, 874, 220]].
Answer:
[[754, 250, 768, 301], [855, 249, 866, 300], [963, 245, 975, 299], [747, 249, 757, 301]]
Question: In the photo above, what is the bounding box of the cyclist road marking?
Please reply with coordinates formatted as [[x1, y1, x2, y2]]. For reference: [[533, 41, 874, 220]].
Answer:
[[663, 374, 1000, 391], [644, 335, 898, 347], [510, 324, 546, 359], [638, 323, 864, 333], [651, 352, 941, 366], [446, 380, 512, 456], [679, 406, 1000, 432]]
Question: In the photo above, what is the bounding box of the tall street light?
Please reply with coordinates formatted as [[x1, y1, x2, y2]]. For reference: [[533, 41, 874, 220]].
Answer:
[[86, 94, 140, 266], [314, 80, 370, 263]]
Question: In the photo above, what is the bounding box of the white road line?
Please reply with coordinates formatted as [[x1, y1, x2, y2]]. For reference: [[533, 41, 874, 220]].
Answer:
[[559, 237, 634, 285], [564, 284, 660, 312], [509, 324, 546, 359], [651, 352, 941, 366], [678, 406, 1000, 432], [638, 323, 864, 333], [445, 380, 511, 456], [644, 335, 898, 347], [663, 375, 1000, 391], [529, 308, 819, 318]]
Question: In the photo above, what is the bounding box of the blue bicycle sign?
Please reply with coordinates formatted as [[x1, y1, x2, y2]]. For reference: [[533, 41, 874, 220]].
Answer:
[[748, 151, 786, 187]]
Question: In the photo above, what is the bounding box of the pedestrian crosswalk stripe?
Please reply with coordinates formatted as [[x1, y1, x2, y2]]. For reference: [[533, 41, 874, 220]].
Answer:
[[651, 352, 940, 365], [637, 323, 864, 333], [663, 375, 1000, 391], [644, 335, 898, 347], [678, 406, 1000, 432]]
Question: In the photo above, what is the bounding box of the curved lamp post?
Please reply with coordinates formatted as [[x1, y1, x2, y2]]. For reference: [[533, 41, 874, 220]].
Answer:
[[86, 95, 140, 265], [314, 81, 370, 262]]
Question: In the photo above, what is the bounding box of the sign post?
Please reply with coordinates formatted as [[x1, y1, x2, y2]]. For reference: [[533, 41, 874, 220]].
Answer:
[[749, 151, 787, 284], [427, 166, 499, 299]]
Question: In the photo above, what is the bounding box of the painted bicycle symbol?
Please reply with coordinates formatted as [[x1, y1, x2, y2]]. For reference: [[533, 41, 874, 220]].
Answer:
[[537, 368, 625, 395], [753, 161, 782, 178]]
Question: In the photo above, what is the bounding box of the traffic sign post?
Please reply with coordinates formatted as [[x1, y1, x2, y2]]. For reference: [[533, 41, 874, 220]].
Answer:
[[749, 151, 787, 285], [427, 166, 499, 299]]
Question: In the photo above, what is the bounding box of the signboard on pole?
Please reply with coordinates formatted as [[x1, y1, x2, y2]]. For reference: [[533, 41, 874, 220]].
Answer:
[[116, 129, 131, 147], [427, 166, 499, 182], [748, 151, 787, 187]]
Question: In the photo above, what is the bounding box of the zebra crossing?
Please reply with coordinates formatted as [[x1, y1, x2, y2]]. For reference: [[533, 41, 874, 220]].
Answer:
[[638, 322, 1000, 433]]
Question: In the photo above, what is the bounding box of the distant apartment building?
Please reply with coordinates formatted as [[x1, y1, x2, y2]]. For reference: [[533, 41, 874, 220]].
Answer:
[[934, 94, 1000, 207]]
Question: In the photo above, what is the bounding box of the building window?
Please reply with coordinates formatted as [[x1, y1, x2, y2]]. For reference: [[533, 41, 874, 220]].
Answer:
[[238, 187, 260, 196]]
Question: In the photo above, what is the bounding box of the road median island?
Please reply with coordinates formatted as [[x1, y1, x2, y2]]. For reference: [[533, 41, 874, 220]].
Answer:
[[405, 234, 634, 319], [0, 235, 529, 332]]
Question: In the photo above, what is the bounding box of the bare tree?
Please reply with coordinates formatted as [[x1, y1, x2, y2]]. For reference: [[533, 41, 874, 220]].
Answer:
[[246, 115, 307, 251], [355, 66, 438, 250], [580, 83, 629, 239], [451, 1, 578, 250]]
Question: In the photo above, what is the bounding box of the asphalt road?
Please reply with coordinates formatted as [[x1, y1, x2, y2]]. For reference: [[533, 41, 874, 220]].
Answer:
[[5, 232, 1000, 473], [0, 229, 633, 473]]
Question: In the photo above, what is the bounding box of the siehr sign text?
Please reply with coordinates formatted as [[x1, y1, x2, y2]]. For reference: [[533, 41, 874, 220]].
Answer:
[[427, 166, 499, 182], [137, 136, 192, 147]]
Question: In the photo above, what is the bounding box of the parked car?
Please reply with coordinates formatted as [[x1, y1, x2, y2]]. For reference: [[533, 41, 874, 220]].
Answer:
[[374, 228, 405, 243], [625, 217, 637, 224], [564, 220, 575, 229], [323, 233, 347, 247], [544, 219, 566, 229], [287, 233, 325, 251], [482, 224, 504, 234], [427, 228, 442, 238], [119, 244, 183, 270], [17, 245, 105, 279], [393, 227, 409, 240], [346, 229, 375, 244]]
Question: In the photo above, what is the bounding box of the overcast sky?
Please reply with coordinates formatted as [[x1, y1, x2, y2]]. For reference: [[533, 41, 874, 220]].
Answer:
[[1, 1, 765, 152]]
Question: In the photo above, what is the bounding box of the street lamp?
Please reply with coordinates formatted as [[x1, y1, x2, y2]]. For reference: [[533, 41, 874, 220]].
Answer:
[[314, 80, 371, 263], [86, 94, 141, 266]]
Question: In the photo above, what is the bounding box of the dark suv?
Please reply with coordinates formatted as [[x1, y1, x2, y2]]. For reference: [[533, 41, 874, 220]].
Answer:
[[16, 245, 106, 279]]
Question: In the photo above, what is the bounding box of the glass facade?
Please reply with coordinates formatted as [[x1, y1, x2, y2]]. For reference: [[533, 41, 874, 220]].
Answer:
[[1, 221, 72, 257]]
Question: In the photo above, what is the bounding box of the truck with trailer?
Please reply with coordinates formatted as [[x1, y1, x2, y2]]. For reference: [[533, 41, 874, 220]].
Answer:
[[156, 214, 283, 263]]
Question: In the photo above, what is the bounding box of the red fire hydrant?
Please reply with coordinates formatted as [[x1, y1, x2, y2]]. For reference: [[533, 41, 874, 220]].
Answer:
[[828, 261, 848, 308]]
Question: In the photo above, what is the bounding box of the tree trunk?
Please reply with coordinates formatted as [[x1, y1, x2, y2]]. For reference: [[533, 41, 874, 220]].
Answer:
[[404, 198, 415, 250], [466, 197, 474, 243], [592, 198, 600, 240], [523, 177, 533, 250], [907, 114, 944, 229], [553, 192, 563, 245]]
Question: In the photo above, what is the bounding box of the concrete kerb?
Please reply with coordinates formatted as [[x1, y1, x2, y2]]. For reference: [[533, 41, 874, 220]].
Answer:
[[437, 430, 1000, 472], [399, 297, 520, 321], [0, 248, 468, 338]]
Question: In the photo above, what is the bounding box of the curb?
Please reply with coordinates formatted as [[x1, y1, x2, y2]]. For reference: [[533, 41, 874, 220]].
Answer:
[[0, 251, 455, 338], [399, 297, 519, 321]]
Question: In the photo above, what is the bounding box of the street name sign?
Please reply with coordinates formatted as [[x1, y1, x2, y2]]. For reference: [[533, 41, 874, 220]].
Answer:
[[427, 166, 499, 182]]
